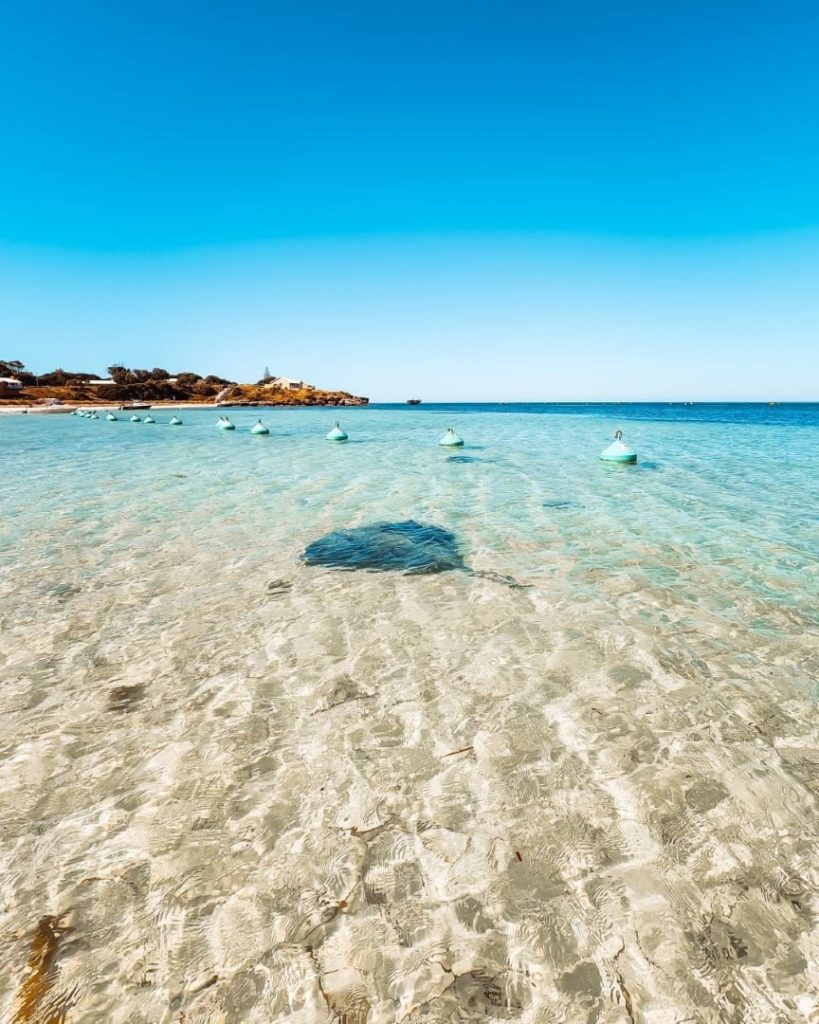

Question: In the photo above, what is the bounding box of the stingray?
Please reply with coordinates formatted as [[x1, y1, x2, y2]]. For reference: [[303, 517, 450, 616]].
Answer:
[[301, 519, 526, 586]]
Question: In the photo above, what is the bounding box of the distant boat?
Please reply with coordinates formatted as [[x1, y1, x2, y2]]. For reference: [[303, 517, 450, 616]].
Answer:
[[29, 404, 75, 414], [119, 401, 152, 410], [407, 399, 421, 405]]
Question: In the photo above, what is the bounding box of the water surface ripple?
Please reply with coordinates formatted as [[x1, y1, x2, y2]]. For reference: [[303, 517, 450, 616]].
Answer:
[[1, 404, 818, 1023]]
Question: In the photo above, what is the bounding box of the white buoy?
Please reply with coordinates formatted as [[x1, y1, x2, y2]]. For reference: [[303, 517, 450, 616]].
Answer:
[[130, 414, 141, 422], [106, 412, 117, 421], [326, 421, 348, 441], [169, 416, 182, 426], [217, 416, 235, 430], [600, 430, 637, 464], [89, 412, 99, 419], [144, 415, 156, 423], [250, 419, 270, 435], [439, 426, 464, 447]]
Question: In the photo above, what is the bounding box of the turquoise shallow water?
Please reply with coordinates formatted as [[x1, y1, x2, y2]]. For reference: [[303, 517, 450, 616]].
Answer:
[[1, 404, 818, 1022]]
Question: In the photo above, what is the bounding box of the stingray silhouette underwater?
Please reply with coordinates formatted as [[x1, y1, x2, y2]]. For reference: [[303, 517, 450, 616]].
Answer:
[[301, 519, 525, 586]]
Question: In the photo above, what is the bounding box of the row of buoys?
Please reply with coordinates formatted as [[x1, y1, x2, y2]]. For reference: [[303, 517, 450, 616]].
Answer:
[[73, 409, 183, 425], [74, 410, 639, 461], [216, 417, 350, 440], [441, 426, 638, 461], [220, 420, 638, 461]]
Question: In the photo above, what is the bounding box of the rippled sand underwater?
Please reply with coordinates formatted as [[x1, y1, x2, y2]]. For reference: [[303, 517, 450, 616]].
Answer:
[[1, 405, 818, 1023]]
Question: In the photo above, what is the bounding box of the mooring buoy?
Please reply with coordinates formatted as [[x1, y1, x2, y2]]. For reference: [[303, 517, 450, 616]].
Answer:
[[600, 430, 637, 464], [439, 427, 464, 447]]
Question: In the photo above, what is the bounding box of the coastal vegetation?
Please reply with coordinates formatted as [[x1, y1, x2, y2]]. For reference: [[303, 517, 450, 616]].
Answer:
[[0, 360, 368, 406]]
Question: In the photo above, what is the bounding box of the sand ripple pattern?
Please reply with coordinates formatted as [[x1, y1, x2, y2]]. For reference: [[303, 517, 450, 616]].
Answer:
[[1, 406, 818, 1022]]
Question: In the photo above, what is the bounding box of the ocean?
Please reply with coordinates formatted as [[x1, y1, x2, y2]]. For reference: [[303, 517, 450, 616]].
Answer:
[[1, 403, 817, 1022]]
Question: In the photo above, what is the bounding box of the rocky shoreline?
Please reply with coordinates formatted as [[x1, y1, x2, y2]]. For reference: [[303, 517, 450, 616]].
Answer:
[[212, 383, 368, 406], [0, 382, 368, 408]]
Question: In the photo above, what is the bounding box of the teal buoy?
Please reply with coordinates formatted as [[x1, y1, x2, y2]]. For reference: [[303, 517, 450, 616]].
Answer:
[[250, 419, 270, 436], [144, 415, 155, 423], [169, 416, 182, 426], [326, 421, 348, 441], [106, 412, 117, 421], [89, 412, 99, 419], [217, 416, 235, 430], [600, 430, 637, 464], [130, 414, 141, 422], [439, 426, 464, 447]]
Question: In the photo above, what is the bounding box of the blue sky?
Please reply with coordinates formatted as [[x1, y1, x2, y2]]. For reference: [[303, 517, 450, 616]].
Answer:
[[1, 0, 818, 399]]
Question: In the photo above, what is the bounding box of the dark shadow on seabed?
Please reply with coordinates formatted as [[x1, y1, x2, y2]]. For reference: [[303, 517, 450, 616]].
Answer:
[[301, 520, 467, 575]]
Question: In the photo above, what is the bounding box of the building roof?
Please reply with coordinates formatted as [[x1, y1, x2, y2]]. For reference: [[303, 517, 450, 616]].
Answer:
[[263, 376, 308, 388]]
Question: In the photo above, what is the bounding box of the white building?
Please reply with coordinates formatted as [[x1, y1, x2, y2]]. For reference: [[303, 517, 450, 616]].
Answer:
[[0, 377, 23, 393], [263, 376, 314, 391]]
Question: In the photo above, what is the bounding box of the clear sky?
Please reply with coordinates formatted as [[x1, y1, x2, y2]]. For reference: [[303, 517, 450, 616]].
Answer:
[[1, 0, 818, 400]]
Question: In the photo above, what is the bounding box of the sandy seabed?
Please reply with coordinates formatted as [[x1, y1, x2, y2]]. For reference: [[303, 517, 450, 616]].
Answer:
[[1, 406, 817, 1023]]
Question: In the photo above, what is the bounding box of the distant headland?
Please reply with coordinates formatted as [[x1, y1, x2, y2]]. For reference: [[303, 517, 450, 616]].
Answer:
[[0, 361, 368, 407]]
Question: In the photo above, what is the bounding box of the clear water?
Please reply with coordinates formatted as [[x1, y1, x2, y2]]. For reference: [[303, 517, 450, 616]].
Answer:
[[1, 404, 818, 1023]]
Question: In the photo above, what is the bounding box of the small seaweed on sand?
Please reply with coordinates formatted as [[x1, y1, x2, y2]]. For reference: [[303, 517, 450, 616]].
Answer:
[[13, 915, 73, 1024], [106, 684, 145, 712]]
